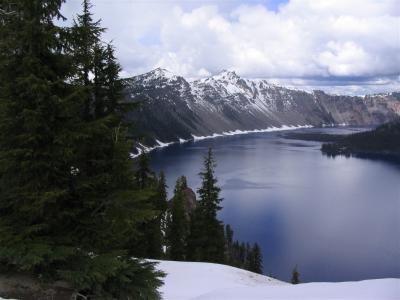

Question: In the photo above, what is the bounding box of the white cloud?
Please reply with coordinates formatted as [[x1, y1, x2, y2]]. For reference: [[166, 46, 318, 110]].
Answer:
[[61, 0, 400, 95]]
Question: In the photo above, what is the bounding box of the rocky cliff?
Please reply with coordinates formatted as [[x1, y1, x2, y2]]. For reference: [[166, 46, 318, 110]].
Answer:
[[125, 68, 400, 147]]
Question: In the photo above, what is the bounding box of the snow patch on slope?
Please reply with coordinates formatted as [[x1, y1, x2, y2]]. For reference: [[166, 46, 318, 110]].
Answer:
[[131, 125, 313, 158], [192, 125, 312, 141], [156, 260, 284, 300], [156, 260, 400, 300]]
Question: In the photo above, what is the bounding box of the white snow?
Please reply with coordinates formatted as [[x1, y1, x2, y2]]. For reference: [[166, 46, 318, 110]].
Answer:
[[192, 124, 312, 141], [179, 138, 189, 143], [131, 125, 313, 158], [156, 260, 400, 300], [156, 139, 174, 148], [147, 68, 178, 82], [130, 140, 176, 158], [1, 261, 396, 300]]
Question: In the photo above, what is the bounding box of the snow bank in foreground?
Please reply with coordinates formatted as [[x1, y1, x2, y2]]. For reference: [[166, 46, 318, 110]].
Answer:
[[156, 260, 399, 300], [0, 261, 397, 300]]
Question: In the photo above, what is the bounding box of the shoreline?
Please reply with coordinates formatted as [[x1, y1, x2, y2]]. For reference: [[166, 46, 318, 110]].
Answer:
[[131, 124, 314, 158]]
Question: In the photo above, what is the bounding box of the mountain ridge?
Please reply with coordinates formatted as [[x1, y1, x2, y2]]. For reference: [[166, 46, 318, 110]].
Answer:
[[125, 68, 400, 149]]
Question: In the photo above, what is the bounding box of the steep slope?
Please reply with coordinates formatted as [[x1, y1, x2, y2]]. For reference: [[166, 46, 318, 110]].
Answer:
[[156, 260, 399, 300], [125, 68, 400, 146]]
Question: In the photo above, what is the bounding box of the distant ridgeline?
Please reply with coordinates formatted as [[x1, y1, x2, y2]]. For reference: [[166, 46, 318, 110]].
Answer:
[[320, 119, 400, 160], [124, 68, 400, 148]]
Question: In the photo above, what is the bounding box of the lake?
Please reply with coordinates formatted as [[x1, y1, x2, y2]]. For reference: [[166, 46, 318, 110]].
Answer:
[[149, 127, 400, 283]]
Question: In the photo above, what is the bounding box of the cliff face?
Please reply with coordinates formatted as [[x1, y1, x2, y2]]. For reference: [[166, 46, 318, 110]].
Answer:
[[125, 68, 400, 146]]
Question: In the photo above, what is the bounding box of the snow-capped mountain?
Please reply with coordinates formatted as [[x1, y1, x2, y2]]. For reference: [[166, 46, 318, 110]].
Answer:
[[125, 68, 400, 146]]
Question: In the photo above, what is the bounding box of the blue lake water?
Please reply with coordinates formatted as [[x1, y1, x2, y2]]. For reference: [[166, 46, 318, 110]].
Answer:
[[149, 127, 400, 282]]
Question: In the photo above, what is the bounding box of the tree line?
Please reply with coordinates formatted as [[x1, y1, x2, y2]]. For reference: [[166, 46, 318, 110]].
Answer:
[[0, 0, 163, 298], [160, 148, 264, 275], [321, 118, 400, 159], [133, 149, 264, 274]]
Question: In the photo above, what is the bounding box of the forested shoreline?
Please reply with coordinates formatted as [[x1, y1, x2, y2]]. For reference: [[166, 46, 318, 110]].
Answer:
[[320, 120, 400, 160], [283, 120, 400, 161]]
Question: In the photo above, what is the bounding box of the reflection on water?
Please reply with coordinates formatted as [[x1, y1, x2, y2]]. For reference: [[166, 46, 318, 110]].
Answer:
[[149, 128, 400, 282]]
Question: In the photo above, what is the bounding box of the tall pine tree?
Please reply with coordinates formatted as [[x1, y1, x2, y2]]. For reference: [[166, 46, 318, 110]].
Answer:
[[70, 0, 104, 120], [188, 148, 225, 263], [167, 176, 189, 260], [0, 0, 82, 277], [0, 1, 163, 298], [225, 224, 234, 264], [146, 171, 168, 259], [247, 243, 263, 274]]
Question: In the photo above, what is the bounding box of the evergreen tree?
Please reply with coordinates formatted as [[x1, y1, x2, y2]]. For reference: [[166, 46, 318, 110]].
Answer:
[[231, 240, 241, 267], [135, 153, 154, 189], [167, 176, 189, 260], [70, 0, 105, 120], [146, 171, 168, 259], [0, 0, 81, 276], [291, 265, 300, 284], [225, 224, 234, 246], [253, 243, 263, 274], [0, 1, 163, 298], [244, 242, 252, 270], [93, 42, 107, 118], [190, 148, 225, 263], [239, 242, 247, 267], [103, 43, 124, 115], [247, 243, 263, 274], [197, 148, 223, 219], [186, 206, 204, 261], [128, 152, 160, 258], [225, 224, 234, 264]]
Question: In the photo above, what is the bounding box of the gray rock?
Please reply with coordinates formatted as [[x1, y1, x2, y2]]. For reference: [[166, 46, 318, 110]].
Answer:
[[125, 68, 400, 147], [0, 273, 76, 300]]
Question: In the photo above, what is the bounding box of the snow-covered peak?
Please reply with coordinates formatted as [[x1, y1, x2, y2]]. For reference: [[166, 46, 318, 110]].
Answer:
[[211, 69, 241, 82], [143, 67, 179, 82]]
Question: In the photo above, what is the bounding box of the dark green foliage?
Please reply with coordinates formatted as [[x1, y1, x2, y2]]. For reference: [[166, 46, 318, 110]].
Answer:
[[224, 226, 264, 274], [0, 0, 163, 298], [291, 266, 300, 284], [247, 243, 263, 274], [197, 148, 223, 219], [186, 207, 203, 261], [60, 255, 163, 299], [129, 154, 167, 259], [0, 0, 84, 276], [186, 148, 225, 263], [161, 149, 264, 273], [321, 119, 400, 159], [167, 176, 189, 260], [224, 224, 234, 262], [146, 172, 168, 259], [103, 44, 125, 115], [70, 0, 105, 120], [135, 153, 155, 189]]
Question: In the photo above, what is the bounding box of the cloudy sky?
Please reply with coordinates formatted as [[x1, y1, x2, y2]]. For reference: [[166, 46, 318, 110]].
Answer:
[[61, 0, 400, 95]]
